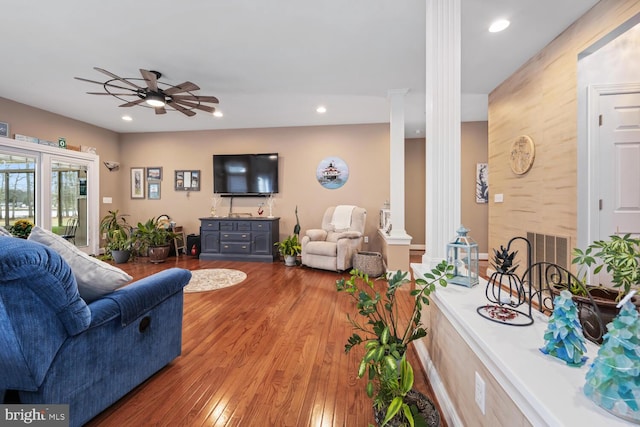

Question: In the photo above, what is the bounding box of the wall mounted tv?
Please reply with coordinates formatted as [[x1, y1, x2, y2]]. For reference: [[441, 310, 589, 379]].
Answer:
[[213, 153, 279, 196]]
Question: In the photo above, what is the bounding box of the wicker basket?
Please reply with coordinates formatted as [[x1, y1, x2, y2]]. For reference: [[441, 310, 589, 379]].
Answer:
[[353, 251, 384, 277]]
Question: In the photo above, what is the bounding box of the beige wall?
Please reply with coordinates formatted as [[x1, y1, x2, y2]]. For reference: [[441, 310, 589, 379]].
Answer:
[[0, 99, 489, 253], [461, 122, 489, 253], [118, 125, 390, 245], [405, 138, 426, 246], [488, 0, 640, 258], [405, 122, 489, 253]]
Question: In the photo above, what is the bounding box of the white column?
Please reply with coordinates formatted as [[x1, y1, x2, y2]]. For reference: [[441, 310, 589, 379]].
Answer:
[[423, 0, 461, 264], [388, 88, 410, 238]]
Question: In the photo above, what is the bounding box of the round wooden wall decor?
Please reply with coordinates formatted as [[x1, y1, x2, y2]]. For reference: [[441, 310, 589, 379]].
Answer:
[[509, 135, 535, 175]]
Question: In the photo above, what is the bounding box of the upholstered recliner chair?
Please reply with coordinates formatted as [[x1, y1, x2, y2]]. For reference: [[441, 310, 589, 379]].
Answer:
[[0, 236, 192, 427], [301, 205, 366, 271]]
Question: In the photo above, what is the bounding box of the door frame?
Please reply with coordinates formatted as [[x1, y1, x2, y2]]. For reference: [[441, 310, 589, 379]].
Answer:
[[582, 83, 640, 250]]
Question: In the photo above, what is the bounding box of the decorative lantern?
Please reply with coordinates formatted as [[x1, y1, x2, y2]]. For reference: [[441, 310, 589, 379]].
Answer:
[[446, 225, 479, 287]]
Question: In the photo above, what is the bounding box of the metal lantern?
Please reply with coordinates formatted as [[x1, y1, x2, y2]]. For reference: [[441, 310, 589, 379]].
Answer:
[[446, 225, 479, 287]]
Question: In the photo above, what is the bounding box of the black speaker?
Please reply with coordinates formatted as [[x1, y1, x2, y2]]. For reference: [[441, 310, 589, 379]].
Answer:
[[186, 234, 201, 256]]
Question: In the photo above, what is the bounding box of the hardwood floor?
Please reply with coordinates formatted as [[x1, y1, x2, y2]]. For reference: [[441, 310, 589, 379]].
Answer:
[[87, 255, 447, 427]]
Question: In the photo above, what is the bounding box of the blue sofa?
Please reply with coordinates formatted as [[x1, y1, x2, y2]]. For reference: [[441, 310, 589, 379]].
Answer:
[[0, 236, 192, 426]]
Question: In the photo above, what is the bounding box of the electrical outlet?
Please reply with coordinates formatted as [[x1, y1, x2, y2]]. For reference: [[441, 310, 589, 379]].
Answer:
[[364, 236, 369, 243], [475, 371, 486, 415]]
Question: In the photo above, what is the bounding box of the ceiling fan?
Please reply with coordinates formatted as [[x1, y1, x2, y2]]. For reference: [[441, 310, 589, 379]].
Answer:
[[75, 67, 219, 117]]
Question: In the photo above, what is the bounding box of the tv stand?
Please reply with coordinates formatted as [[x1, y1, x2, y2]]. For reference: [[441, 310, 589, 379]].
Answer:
[[199, 217, 280, 262]]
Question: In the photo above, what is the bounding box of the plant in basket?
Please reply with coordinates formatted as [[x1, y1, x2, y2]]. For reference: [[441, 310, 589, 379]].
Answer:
[[336, 262, 453, 427]]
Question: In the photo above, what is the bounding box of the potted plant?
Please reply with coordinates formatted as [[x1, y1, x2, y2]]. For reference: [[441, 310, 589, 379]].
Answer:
[[336, 262, 453, 427], [568, 234, 640, 343], [573, 234, 640, 301], [275, 234, 301, 266], [100, 210, 132, 263], [132, 217, 177, 264]]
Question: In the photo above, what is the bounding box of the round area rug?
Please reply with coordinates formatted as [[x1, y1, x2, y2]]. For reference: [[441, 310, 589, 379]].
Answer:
[[184, 268, 247, 293]]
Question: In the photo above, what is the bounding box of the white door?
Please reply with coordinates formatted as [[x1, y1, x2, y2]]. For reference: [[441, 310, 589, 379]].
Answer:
[[598, 91, 640, 239]]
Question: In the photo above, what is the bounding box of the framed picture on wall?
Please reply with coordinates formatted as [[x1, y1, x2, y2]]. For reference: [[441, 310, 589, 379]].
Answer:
[[148, 182, 161, 200], [131, 167, 145, 199], [0, 122, 8, 138], [147, 167, 162, 181], [175, 170, 200, 191], [476, 163, 488, 203]]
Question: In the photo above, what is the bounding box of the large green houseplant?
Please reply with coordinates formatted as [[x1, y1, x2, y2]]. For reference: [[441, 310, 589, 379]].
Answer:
[[100, 210, 133, 263], [336, 262, 453, 427], [132, 217, 177, 263]]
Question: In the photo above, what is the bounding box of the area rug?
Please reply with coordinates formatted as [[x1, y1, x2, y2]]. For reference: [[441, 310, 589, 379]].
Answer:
[[184, 268, 247, 293]]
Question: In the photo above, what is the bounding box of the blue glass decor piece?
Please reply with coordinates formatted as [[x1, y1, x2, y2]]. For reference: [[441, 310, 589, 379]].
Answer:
[[539, 290, 588, 367], [584, 299, 640, 423]]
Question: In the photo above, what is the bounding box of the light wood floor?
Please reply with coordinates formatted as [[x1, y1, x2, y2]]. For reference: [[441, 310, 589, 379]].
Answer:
[[87, 255, 447, 427]]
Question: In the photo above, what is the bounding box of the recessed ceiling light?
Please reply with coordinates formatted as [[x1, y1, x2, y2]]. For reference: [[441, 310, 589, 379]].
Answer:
[[316, 106, 327, 114], [122, 115, 133, 121], [213, 111, 223, 118], [489, 19, 510, 33]]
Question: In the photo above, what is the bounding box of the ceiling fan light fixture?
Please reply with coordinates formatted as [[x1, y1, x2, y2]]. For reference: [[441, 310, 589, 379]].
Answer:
[[145, 92, 166, 107], [213, 111, 223, 118]]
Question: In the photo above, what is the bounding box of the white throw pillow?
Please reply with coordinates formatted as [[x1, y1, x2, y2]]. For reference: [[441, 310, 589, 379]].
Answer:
[[28, 226, 132, 302]]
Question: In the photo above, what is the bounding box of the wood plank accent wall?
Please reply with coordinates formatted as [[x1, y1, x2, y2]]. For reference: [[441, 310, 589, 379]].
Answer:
[[487, 0, 640, 257]]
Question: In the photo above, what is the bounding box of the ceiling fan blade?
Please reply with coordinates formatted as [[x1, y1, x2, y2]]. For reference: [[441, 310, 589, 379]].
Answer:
[[173, 99, 216, 113], [172, 94, 219, 103], [164, 82, 200, 95], [119, 99, 147, 107], [155, 106, 167, 115], [94, 67, 143, 90], [75, 77, 134, 92], [87, 92, 138, 96], [168, 101, 196, 117], [140, 69, 158, 91]]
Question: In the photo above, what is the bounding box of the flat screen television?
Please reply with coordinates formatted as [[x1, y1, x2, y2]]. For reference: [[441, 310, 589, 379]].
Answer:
[[213, 153, 279, 196]]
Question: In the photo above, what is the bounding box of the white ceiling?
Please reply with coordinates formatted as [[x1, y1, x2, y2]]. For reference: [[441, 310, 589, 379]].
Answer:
[[0, 0, 599, 136]]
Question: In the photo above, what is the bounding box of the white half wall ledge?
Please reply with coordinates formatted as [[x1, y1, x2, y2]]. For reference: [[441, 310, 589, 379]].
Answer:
[[410, 262, 632, 427]]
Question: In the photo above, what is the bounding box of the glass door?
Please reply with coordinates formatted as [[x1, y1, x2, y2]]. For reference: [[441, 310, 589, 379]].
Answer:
[[0, 152, 36, 231], [0, 137, 100, 254], [51, 160, 88, 247]]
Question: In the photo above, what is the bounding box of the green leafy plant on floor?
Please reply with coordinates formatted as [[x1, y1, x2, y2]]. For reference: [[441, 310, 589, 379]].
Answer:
[[100, 210, 133, 258], [336, 261, 453, 426], [275, 234, 302, 257], [133, 217, 177, 250]]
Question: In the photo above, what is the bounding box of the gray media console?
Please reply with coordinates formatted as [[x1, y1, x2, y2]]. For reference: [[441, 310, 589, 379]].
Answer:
[[199, 217, 280, 262]]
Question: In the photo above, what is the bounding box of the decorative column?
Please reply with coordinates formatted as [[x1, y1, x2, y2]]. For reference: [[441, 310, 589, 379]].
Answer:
[[380, 89, 412, 274], [388, 88, 409, 238], [422, 0, 461, 265]]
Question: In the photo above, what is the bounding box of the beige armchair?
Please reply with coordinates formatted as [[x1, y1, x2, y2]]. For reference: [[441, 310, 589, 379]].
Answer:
[[301, 206, 366, 271]]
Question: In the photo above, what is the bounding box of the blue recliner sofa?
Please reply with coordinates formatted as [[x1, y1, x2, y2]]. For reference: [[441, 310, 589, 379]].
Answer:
[[0, 236, 192, 426]]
